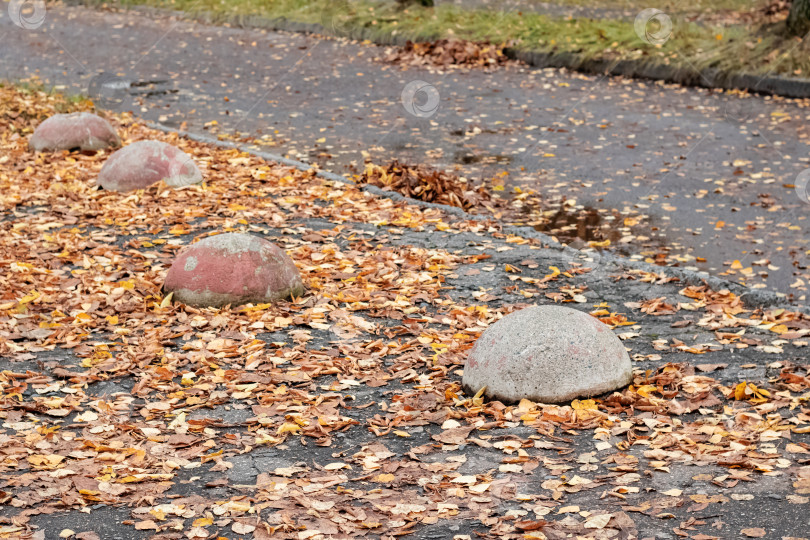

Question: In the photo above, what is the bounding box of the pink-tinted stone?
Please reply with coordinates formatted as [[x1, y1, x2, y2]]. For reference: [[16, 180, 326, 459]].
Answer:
[[164, 233, 305, 308], [97, 140, 203, 192], [29, 112, 120, 152], [463, 305, 632, 404]]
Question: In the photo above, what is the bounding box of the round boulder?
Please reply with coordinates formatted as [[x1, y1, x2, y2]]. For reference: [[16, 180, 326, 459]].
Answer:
[[164, 233, 304, 308], [463, 305, 632, 404], [29, 112, 120, 152], [98, 140, 203, 191]]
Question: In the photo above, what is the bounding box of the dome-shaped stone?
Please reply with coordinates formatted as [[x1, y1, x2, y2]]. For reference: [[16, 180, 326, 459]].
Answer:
[[98, 140, 203, 191], [463, 305, 632, 404], [164, 233, 304, 308], [29, 112, 120, 152]]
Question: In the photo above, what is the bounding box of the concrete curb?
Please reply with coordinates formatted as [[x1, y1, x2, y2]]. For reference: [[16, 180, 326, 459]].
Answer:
[[505, 50, 810, 100], [65, 0, 810, 100], [148, 122, 807, 315]]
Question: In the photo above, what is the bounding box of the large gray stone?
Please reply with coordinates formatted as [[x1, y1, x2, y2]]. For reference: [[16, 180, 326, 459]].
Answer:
[[163, 233, 304, 308], [462, 305, 632, 404], [28, 112, 120, 152], [97, 140, 203, 191]]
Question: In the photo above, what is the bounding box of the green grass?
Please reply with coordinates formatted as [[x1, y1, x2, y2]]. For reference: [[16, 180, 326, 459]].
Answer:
[[4, 79, 87, 105], [100, 0, 810, 79], [0, 78, 89, 119], [519, 0, 766, 16]]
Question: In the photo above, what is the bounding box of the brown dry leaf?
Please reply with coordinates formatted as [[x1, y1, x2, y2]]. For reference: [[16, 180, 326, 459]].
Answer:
[[432, 426, 475, 445], [359, 160, 501, 212], [383, 39, 512, 70]]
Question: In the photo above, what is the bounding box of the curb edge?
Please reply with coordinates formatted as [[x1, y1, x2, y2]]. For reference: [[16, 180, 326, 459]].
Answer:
[[147, 122, 808, 315]]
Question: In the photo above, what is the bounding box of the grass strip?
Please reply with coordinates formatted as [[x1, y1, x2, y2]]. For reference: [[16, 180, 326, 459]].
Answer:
[[86, 0, 810, 79]]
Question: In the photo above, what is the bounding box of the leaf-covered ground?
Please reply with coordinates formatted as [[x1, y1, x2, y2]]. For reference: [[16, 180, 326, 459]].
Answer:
[[1, 85, 810, 539], [5, 4, 809, 300]]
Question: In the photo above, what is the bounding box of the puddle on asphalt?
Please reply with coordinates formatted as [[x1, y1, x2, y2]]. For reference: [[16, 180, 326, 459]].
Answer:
[[455, 152, 513, 165], [519, 202, 676, 270], [533, 205, 620, 244]]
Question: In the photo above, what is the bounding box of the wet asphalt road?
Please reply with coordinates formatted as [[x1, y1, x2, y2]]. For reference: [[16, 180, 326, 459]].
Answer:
[[0, 3, 808, 303]]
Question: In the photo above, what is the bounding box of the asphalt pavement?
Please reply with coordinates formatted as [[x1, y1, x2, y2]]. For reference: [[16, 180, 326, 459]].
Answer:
[[2, 4, 808, 302]]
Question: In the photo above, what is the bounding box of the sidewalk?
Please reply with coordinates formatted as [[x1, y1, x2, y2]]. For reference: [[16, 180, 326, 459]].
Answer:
[[1, 82, 809, 539]]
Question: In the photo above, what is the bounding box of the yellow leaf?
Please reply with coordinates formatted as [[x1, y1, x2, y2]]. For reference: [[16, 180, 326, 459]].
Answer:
[[27, 454, 65, 469], [160, 292, 173, 308], [734, 381, 748, 400], [567, 475, 592, 486], [277, 422, 301, 435], [516, 399, 536, 414], [201, 450, 223, 463], [18, 290, 40, 304], [373, 473, 395, 482], [571, 399, 598, 410]]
